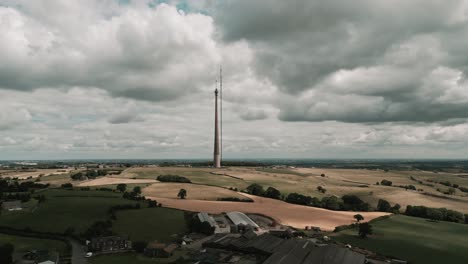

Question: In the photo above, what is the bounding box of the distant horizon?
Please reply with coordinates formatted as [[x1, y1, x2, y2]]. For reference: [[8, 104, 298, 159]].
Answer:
[[1, 158, 467, 162]]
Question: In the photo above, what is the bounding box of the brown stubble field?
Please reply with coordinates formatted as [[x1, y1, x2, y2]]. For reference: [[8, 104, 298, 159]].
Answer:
[[119, 166, 468, 213], [147, 193, 390, 231]]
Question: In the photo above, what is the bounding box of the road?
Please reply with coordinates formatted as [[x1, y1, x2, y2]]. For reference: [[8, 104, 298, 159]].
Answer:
[[70, 239, 88, 264]]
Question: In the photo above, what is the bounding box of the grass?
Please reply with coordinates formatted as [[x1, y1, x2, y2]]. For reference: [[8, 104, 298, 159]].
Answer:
[[89, 251, 187, 264], [0, 233, 68, 255], [112, 207, 188, 243], [335, 215, 468, 264], [0, 189, 140, 233]]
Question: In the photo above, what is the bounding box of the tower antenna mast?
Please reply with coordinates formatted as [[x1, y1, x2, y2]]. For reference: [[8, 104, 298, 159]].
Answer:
[[219, 65, 223, 166]]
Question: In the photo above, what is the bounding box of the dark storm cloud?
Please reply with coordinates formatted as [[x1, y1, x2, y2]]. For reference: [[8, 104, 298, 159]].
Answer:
[[215, 0, 468, 123]]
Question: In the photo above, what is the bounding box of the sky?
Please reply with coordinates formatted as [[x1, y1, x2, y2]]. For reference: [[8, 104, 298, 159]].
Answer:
[[1, 0, 468, 160]]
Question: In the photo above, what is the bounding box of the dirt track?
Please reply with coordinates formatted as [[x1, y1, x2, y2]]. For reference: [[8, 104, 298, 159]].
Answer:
[[147, 193, 389, 231]]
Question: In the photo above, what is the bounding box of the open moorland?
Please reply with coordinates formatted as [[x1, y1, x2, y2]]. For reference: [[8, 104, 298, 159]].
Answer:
[[335, 215, 468, 264]]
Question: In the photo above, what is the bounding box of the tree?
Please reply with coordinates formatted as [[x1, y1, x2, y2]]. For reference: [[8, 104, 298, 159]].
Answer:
[[317, 186, 326, 193], [377, 199, 391, 212], [447, 187, 456, 195], [391, 204, 401, 214], [380, 179, 392, 186], [116, 183, 127, 193], [264, 187, 281, 199], [246, 183, 264, 196], [0, 243, 14, 264], [133, 186, 142, 195], [178, 189, 187, 199], [358, 223, 373, 238], [354, 214, 364, 222]]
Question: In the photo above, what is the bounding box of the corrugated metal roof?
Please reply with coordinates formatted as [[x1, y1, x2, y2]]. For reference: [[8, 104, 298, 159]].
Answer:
[[197, 212, 217, 227], [226, 212, 259, 228]]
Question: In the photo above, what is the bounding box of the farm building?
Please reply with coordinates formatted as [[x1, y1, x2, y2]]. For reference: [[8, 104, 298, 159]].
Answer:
[[198, 212, 218, 228], [144, 242, 178, 258], [90, 236, 132, 253], [226, 211, 259, 232], [1, 200, 22, 211], [203, 233, 367, 264]]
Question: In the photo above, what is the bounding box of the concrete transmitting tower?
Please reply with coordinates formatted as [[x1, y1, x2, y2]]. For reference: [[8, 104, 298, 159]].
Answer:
[[213, 88, 221, 168]]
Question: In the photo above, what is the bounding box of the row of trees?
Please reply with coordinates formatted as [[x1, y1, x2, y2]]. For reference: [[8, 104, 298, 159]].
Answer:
[[405, 205, 467, 223], [246, 183, 282, 199], [156, 175, 191, 183], [70, 170, 109, 180], [0, 178, 49, 193]]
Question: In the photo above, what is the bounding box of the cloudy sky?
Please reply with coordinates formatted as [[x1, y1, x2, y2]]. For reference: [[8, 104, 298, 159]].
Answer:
[[1, 0, 468, 160]]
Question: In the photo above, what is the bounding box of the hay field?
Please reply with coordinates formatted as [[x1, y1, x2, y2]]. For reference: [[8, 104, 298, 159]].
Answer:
[[147, 193, 389, 231], [77, 176, 158, 187], [121, 166, 468, 213], [0, 169, 74, 179], [142, 183, 250, 201]]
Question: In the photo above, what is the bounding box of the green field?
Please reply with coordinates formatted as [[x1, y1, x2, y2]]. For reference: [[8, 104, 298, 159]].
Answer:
[[90, 251, 187, 264], [0, 233, 68, 255], [0, 189, 141, 233], [113, 207, 188, 242], [335, 215, 468, 264]]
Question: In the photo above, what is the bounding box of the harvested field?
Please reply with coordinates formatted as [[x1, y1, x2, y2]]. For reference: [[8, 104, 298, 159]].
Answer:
[[0, 169, 73, 179], [121, 166, 468, 213], [147, 193, 389, 231], [142, 183, 250, 201], [77, 177, 158, 187]]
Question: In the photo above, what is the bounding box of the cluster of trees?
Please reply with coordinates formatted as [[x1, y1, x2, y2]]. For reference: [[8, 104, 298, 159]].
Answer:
[[377, 199, 401, 213], [156, 175, 191, 183], [405, 205, 466, 223], [70, 170, 108, 180], [0, 179, 49, 193], [83, 220, 113, 239], [122, 186, 146, 201], [1, 192, 31, 202], [245, 184, 282, 199], [285, 193, 372, 212]]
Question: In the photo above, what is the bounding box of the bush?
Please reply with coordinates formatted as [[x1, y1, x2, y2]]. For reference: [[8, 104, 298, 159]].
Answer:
[[264, 187, 281, 199], [246, 183, 265, 196], [380, 179, 392, 186], [61, 183, 73, 189]]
